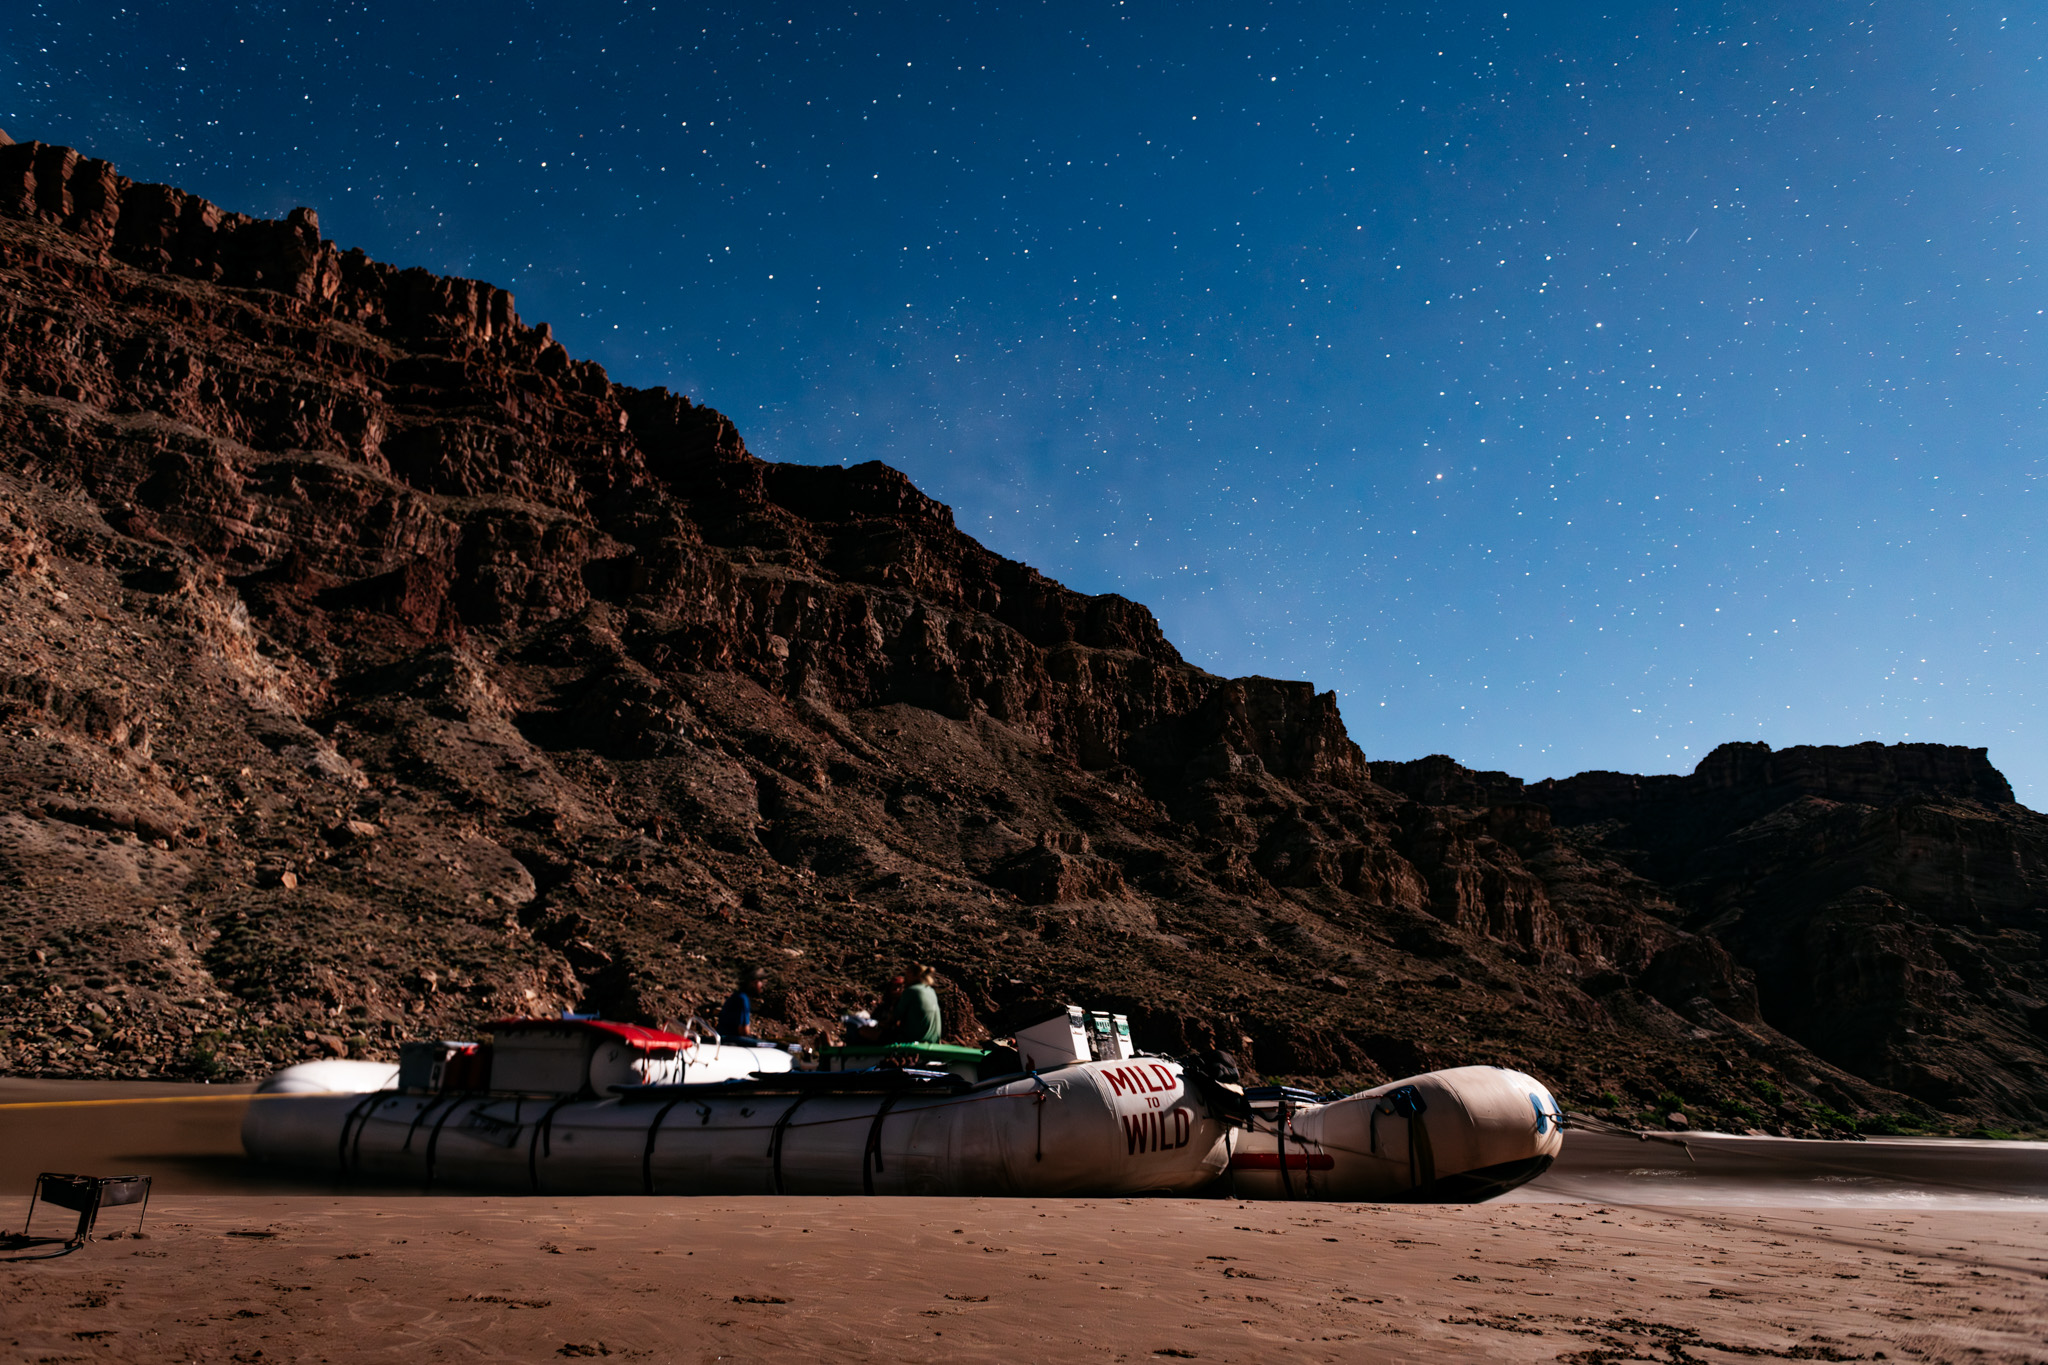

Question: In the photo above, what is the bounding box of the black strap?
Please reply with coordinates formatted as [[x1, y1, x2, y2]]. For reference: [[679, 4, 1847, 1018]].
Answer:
[[641, 1095, 693, 1195], [1029, 1071, 1051, 1162], [1303, 1113, 1315, 1199], [768, 1096, 810, 1195], [1382, 1084, 1433, 1197], [338, 1092, 385, 1177], [1276, 1101, 1296, 1201], [421, 1097, 470, 1188], [402, 1093, 457, 1153], [862, 1094, 904, 1195], [528, 1098, 577, 1192], [1411, 1110, 1437, 1195]]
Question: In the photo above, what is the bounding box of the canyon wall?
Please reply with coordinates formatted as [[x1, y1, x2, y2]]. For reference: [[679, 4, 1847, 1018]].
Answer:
[[2, 137, 2042, 1131]]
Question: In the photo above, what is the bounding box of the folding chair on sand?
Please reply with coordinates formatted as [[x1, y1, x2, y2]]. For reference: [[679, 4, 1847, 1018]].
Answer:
[[22, 1173, 152, 1247]]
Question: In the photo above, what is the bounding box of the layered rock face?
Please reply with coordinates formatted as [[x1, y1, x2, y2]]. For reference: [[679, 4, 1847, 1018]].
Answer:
[[2, 138, 2043, 1132]]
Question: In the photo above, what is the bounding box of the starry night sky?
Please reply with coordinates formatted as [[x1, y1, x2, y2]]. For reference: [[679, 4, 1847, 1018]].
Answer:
[[7, 3, 2045, 801]]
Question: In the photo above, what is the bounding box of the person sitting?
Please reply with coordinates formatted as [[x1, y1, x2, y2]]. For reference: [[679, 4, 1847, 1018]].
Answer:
[[837, 976, 901, 1046], [870, 974, 904, 1040], [717, 967, 772, 1046], [838, 1005, 879, 1044], [888, 964, 944, 1045]]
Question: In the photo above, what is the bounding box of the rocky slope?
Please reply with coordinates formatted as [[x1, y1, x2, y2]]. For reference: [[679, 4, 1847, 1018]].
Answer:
[[2, 135, 2043, 1135]]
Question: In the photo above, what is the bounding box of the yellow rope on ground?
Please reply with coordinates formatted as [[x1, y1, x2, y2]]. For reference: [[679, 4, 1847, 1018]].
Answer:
[[0, 1092, 303, 1111]]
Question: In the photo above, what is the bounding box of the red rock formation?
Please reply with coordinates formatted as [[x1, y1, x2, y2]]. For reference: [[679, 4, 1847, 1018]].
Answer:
[[2, 140, 2041, 1132]]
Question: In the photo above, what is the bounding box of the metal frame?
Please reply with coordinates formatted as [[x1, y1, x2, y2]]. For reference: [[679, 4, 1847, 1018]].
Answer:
[[23, 1173, 152, 1246]]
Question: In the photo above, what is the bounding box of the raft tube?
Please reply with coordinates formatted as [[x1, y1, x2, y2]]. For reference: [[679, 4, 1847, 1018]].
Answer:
[[1224, 1067, 1565, 1202], [242, 1055, 1564, 1202], [243, 1056, 1232, 1197]]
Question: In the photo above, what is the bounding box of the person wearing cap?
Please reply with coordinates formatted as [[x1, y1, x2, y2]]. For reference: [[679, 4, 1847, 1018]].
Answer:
[[718, 966, 771, 1046], [888, 964, 943, 1045]]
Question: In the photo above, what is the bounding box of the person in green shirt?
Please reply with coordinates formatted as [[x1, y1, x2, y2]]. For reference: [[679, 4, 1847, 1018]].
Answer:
[[889, 964, 943, 1045]]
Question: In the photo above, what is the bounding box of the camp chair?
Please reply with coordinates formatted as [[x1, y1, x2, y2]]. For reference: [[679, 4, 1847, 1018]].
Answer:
[[22, 1173, 152, 1246]]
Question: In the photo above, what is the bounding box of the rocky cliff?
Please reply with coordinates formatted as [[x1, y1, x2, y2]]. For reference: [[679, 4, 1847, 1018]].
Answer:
[[3, 136, 2043, 1134]]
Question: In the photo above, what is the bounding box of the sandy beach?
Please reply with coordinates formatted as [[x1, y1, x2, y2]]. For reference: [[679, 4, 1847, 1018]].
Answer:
[[4, 1080, 2046, 1363]]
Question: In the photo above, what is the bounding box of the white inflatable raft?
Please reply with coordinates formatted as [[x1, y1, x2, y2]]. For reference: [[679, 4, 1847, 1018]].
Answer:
[[1226, 1069, 1566, 1202], [242, 1010, 1563, 1202]]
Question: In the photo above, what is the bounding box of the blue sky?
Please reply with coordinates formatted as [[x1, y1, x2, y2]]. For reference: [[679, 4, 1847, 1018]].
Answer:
[[8, 2, 2044, 801]]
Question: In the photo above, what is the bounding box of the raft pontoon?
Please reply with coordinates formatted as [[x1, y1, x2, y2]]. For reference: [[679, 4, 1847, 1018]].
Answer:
[[243, 1007, 1564, 1201]]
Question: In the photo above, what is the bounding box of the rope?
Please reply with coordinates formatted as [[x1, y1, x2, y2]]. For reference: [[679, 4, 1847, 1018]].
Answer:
[[0, 1236, 84, 1263], [0, 1093, 294, 1111], [1566, 1111, 1696, 1162]]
